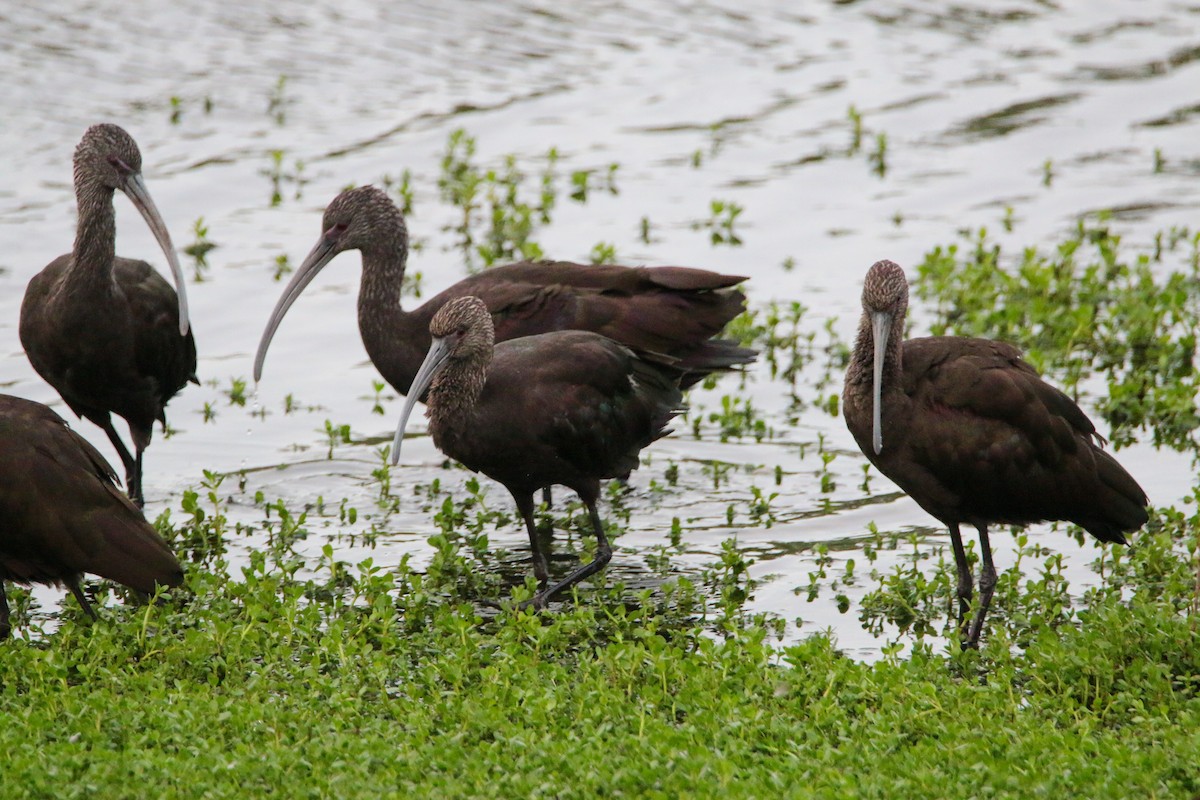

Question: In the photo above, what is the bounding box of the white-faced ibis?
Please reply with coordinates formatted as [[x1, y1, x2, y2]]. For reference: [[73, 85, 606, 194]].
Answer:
[[253, 185, 754, 394], [843, 260, 1148, 648], [19, 124, 198, 508], [390, 296, 684, 608], [0, 395, 183, 639]]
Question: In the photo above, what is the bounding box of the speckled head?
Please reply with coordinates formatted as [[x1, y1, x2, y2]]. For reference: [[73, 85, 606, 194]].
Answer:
[[859, 260, 909, 456], [391, 296, 495, 465], [430, 296, 495, 358], [254, 185, 409, 382], [320, 185, 407, 255], [75, 123, 143, 190], [862, 259, 909, 316]]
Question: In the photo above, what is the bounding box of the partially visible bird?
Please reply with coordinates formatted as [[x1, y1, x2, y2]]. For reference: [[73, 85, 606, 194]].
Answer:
[[20, 123, 197, 508], [843, 259, 1148, 648], [0, 395, 184, 639], [391, 296, 685, 608], [253, 185, 754, 395]]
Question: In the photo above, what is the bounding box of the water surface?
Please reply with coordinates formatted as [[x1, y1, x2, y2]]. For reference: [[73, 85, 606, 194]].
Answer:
[[1, 0, 1198, 656]]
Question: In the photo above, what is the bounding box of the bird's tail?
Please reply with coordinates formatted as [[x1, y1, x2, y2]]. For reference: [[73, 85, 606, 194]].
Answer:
[[676, 338, 758, 387], [1079, 448, 1149, 544], [91, 515, 184, 593]]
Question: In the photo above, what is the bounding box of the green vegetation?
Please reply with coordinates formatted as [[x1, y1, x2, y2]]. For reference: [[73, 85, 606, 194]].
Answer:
[[1, 478, 1198, 797], [869, 132, 888, 178], [183, 217, 217, 282], [261, 149, 307, 207], [699, 199, 745, 246], [436, 129, 620, 269]]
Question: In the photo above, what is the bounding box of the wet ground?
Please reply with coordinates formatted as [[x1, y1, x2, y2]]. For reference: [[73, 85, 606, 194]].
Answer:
[[1, 0, 1198, 656]]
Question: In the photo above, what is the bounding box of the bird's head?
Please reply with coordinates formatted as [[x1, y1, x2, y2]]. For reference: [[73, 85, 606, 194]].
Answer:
[[319, 185, 407, 256], [390, 296, 495, 466], [75, 123, 144, 193], [429, 296, 495, 361], [862, 259, 908, 317]]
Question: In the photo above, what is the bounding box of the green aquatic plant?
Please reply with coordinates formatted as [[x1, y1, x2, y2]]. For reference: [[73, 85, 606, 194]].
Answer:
[[322, 419, 352, 458], [588, 241, 617, 265], [436, 129, 621, 270], [701, 198, 744, 246], [847, 104, 863, 154], [261, 149, 307, 207], [271, 252, 292, 281], [379, 168, 415, 216], [869, 132, 888, 177], [267, 75, 291, 125], [183, 217, 217, 282]]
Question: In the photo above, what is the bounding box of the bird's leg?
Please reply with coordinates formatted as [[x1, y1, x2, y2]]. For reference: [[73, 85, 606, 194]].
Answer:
[[965, 525, 998, 649], [514, 493, 551, 587], [531, 501, 613, 608], [130, 449, 145, 509], [541, 486, 553, 509], [0, 583, 10, 639], [66, 579, 99, 622], [98, 417, 139, 503], [946, 522, 974, 640]]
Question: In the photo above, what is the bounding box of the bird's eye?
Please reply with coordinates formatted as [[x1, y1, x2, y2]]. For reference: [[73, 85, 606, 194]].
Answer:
[[107, 155, 133, 175], [324, 222, 349, 244]]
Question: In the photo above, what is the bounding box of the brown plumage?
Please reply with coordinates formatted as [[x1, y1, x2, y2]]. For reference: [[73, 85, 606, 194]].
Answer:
[[391, 297, 685, 608], [0, 395, 183, 639], [253, 185, 754, 394], [19, 124, 198, 507], [843, 259, 1148, 647]]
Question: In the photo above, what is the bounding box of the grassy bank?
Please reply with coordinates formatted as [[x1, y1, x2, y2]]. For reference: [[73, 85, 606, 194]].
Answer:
[[2, 479, 1198, 798]]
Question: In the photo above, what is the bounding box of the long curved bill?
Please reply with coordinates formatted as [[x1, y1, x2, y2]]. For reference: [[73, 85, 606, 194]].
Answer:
[[123, 173, 190, 336], [871, 310, 891, 455], [390, 336, 453, 466], [253, 234, 338, 382]]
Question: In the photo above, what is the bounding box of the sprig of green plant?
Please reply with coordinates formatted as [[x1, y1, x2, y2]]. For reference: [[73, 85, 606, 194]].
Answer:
[[183, 217, 217, 281]]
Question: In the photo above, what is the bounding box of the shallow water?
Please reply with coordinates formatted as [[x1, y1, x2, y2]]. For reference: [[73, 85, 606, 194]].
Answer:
[[1, 0, 1198, 657]]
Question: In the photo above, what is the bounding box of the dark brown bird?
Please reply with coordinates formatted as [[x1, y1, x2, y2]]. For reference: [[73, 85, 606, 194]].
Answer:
[[20, 124, 198, 508], [843, 260, 1148, 648], [390, 296, 684, 608], [253, 185, 754, 394], [0, 395, 184, 639]]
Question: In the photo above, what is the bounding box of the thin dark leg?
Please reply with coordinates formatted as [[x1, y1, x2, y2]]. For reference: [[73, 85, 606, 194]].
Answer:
[[98, 417, 141, 506], [531, 501, 612, 608], [965, 525, 997, 648], [946, 522, 974, 639], [98, 416, 136, 479], [541, 486, 553, 509], [514, 493, 550, 587], [130, 448, 145, 508], [66, 579, 99, 622], [0, 583, 10, 639]]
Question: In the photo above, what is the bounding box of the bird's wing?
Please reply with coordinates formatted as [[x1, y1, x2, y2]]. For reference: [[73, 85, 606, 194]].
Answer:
[[439, 263, 749, 365], [462, 332, 682, 484], [892, 337, 1142, 528], [117, 258, 199, 403]]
